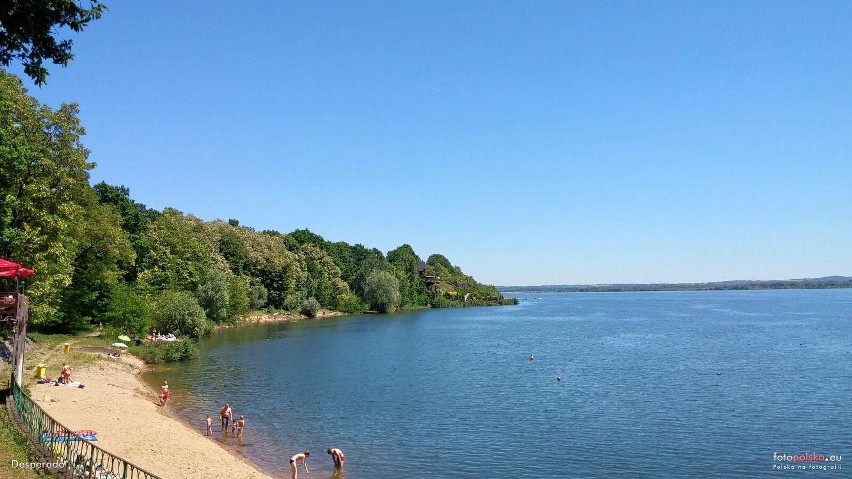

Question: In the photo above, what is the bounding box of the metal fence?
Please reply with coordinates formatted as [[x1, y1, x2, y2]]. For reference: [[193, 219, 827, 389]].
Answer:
[[11, 376, 162, 479]]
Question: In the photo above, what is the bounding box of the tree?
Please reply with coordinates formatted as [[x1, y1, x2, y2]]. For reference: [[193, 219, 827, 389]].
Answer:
[[300, 297, 320, 318], [388, 244, 426, 307], [196, 268, 230, 323], [60, 199, 134, 330], [247, 278, 267, 310], [226, 275, 249, 321], [153, 290, 208, 339], [0, 1, 107, 85], [0, 71, 95, 325], [93, 181, 155, 281], [103, 283, 151, 336], [137, 209, 214, 294], [301, 243, 349, 309], [362, 269, 400, 314]]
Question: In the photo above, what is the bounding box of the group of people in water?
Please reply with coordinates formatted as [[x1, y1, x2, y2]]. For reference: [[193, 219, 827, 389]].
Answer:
[[214, 403, 246, 438], [214, 403, 344, 478], [288, 449, 345, 478]]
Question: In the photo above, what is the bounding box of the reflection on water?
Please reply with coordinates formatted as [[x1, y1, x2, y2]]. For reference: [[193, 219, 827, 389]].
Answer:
[[146, 290, 852, 478]]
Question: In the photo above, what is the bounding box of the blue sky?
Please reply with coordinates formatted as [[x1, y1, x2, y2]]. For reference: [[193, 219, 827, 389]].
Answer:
[[10, 1, 852, 285]]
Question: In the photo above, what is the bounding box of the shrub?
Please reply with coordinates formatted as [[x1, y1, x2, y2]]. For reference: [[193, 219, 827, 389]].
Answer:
[[338, 293, 366, 314], [284, 291, 306, 312], [103, 284, 151, 336], [130, 340, 199, 364], [300, 297, 321, 318], [153, 290, 209, 339]]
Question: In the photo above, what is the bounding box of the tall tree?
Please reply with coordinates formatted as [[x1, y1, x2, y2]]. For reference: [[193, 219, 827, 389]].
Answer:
[[60, 198, 134, 330], [0, 1, 106, 85], [93, 181, 155, 281], [363, 269, 400, 314], [0, 71, 94, 324], [137, 209, 214, 294]]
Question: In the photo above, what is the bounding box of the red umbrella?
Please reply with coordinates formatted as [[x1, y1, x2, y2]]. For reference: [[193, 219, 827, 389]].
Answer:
[[0, 258, 35, 278]]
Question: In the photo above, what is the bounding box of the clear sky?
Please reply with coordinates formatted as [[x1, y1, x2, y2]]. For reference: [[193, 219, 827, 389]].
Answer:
[[9, 1, 852, 286]]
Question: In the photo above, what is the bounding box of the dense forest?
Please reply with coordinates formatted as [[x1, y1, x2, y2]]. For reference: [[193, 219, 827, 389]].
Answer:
[[0, 71, 513, 339], [500, 277, 852, 294]]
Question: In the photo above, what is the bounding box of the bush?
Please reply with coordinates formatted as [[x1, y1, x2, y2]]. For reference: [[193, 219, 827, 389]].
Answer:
[[300, 297, 320, 318], [153, 290, 209, 339], [103, 284, 151, 336], [130, 340, 199, 364], [338, 293, 367, 314], [284, 291, 306, 312]]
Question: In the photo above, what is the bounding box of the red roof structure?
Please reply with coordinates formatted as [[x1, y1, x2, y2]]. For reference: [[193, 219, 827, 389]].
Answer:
[[0, 258, 35, 278]]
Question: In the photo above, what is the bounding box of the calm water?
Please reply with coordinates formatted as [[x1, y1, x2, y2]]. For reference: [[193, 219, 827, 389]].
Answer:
[[146, 290, 851, 478]]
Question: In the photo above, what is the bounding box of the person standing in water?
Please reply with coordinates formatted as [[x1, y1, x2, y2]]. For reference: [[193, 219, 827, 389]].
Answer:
[[235, 415, 245, 438], [220, 403, 232, 431], [327, 448, 345, 468], [205, 415, 213, 436], [159, 380, 169, 406], [289, 451, 309, 479]]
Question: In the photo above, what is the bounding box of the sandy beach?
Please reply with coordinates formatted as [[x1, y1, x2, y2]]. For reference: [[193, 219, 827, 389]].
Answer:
[[29, 355, 276, 479]]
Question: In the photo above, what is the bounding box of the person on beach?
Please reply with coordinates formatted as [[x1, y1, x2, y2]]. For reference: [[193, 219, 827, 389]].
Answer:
[[289, 451, 310, 479], [61, 363, 72, 383], [220, 403, 232, 430], [206, 415, 213, 436], [159, 380, 169, 406], [327, 448, 345, 468]]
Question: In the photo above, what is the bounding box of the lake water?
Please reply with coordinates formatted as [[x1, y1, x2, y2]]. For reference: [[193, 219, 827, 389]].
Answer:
[[146, 290, 850, 478]]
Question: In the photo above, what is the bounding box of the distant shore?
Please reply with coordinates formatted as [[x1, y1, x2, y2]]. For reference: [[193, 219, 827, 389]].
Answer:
[[499, 276, 852, 294]]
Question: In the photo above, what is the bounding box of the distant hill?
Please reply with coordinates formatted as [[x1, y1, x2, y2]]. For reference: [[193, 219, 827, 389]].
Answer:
[[498, 276, 852, 293]]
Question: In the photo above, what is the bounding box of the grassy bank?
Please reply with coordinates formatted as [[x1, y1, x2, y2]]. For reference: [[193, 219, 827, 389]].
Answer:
[[0, 403, 50, 479]]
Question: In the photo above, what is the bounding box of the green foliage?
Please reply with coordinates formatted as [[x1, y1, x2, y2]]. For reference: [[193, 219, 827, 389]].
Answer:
[[388, 244, 427, 308], [130, 340, 199, 364], [218, 227, 248, 275], [363, 269, 401, 313], [338, 292, 366, 314], [93, 181, 155, 281], [0, 71, 96, 326], [0, 1, 107, 85], [138, 209, 214, 293], [239, 228, 305, 308], [300, 296, 321, 318], [196, 268, 230, 323], [301, 243, 349, 310], [283, 290, 306, 313], [60, 199, 135, 331], [0, 400, 42, 479], [288, 228, 326, 247], [226, 275, 250, 321], [248, 278, 267, 310], [152, 290, 209, 339], [103, 283, 151, 336]]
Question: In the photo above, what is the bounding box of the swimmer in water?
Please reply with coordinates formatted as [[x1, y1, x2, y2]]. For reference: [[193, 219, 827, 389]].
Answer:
[[289, 451, 309, 479], [327, 448, 345, 468], [530, 355, 535, 361]]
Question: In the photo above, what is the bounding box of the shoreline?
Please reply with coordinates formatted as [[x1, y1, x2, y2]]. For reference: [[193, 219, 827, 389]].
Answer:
[[26, 354, 277, 478], [215, 309, 348, 331]]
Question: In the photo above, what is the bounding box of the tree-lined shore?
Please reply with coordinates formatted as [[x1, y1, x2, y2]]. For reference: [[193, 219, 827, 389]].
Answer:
[[0, 71, 513, 341]]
